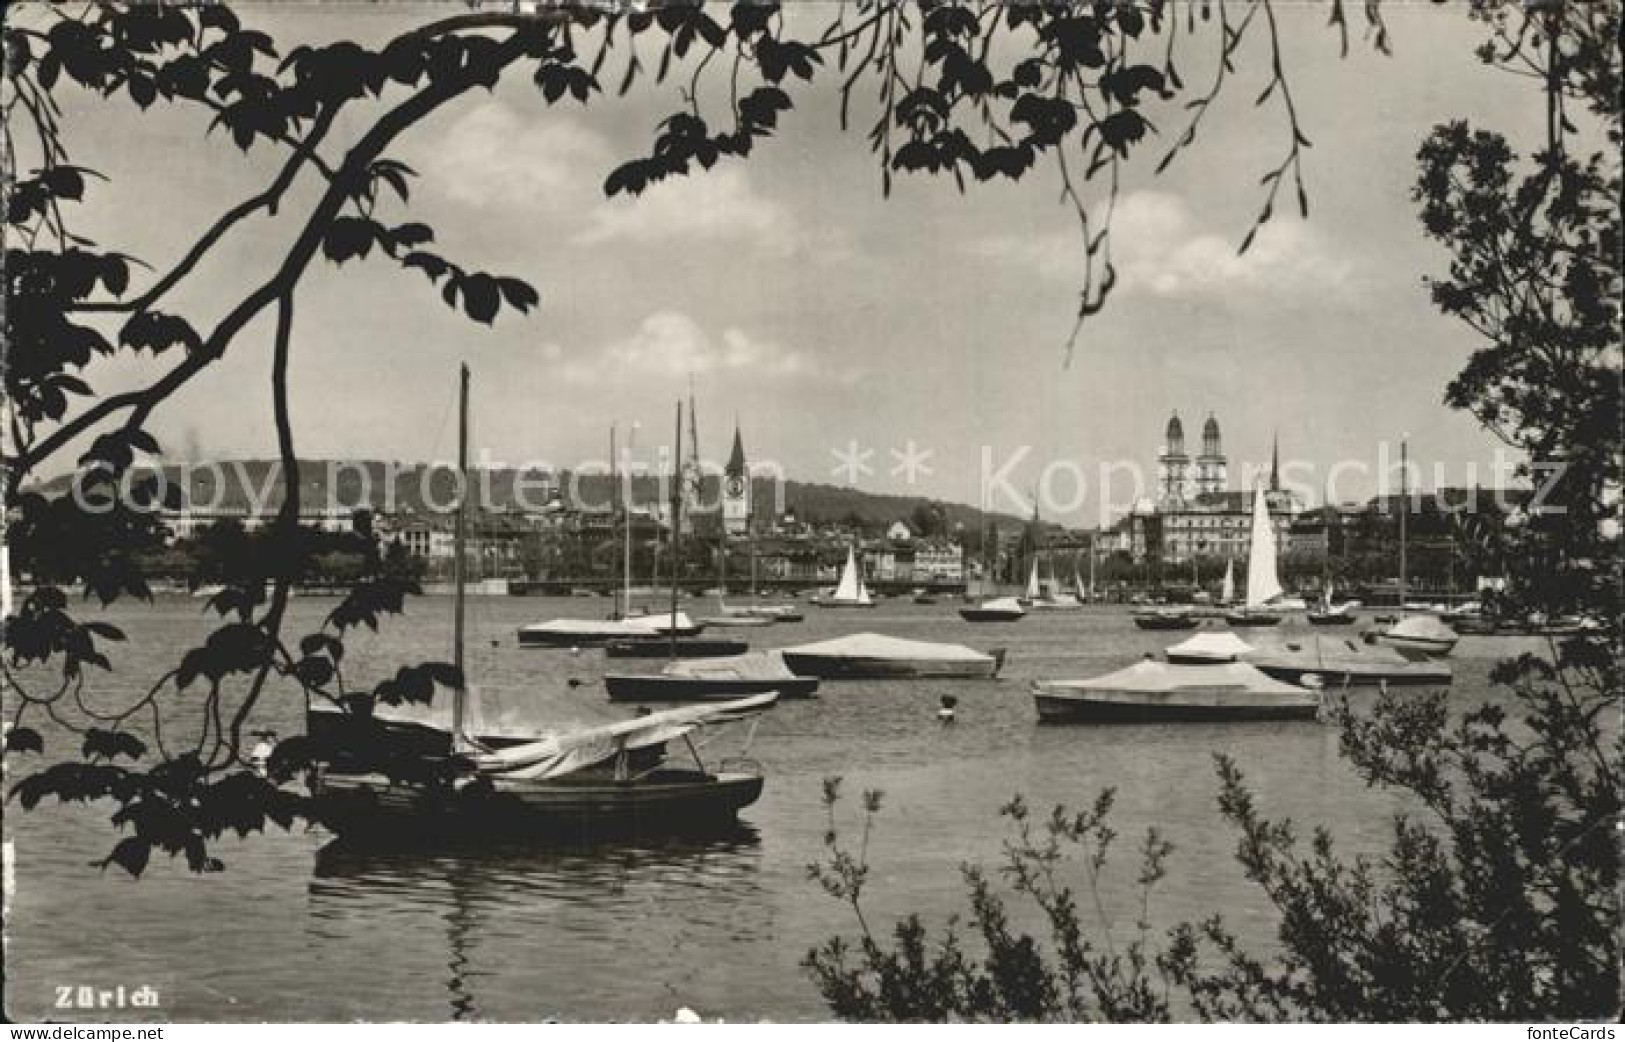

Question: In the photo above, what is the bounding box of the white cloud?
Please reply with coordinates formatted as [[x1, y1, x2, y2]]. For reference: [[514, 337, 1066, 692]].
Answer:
[[573, 165, 799, 251], [419, 102, 611, 209], [554, 311, 860, 386], [967, 190, 1355, 299], [418, 102, 814, 256]]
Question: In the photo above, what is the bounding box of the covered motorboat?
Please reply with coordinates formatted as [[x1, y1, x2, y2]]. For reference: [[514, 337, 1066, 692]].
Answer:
[[780, 633, 1006, 679], [1031, 659, 1320, 723], [517, 611, 704, 647], [1246, 636, 1453, 688], [719, 603, 804, 623], [959, 596, 1027, 622], [605, 651, 819, 702], [1133, 608, 1199, 631], [1164, 631, 1255, 665], [1375, 614, 1459, 657]]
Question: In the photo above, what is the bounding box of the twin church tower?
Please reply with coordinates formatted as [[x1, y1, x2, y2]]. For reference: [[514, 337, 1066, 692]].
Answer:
[[1156, 411, 1229, 506]]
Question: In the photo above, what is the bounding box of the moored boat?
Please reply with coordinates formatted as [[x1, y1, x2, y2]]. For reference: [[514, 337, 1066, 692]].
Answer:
[[1246, 635, 1452, 687], [699, 614, 776, 628], [1164, 631, 1255, 664], [313, 694, 776, 837], [812, 545, 876, 608], [605, 651, 818, 702], [1133, 608, 1200, 631], [1031, 659, 1320, 723], [311, 371, 770, 840], [1227, 483, 1291, 628], [1374, 614, 1460, 657], [780, 633, 1006, 679], [603, 637, 750, 659], [1307, 605, 1359, 626], [517, 611, 704, 647], [960, 595, 1027, 622]]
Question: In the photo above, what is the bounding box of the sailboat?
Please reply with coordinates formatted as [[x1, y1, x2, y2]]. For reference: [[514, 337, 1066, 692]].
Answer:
[[812, 544, 876, 608], [1220, 558, 1236, 606], [1226, 483, 1286, 627], [1373, 437, 1458, 655], [1018, 559, 1041, 606], [1027, 555, 1083, 611], [310, 367, 773, 838], [1307, 573, 1358, 626], [959, 501, 1025, 620], [519, 421, 702, 647]]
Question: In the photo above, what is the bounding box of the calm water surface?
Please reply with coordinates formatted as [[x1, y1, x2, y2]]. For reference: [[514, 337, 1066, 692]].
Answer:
[[4, 595, 1532, 1021]]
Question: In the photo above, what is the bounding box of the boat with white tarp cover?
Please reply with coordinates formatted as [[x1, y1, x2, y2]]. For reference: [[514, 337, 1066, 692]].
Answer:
[[1031, 659, 1321, 723], [604, 651, 819, 702], [1164, 632, 1255, 664], [780, 633, 1006, 679], [1245, 635, 1453, 687], [517, 611, 704, 647]]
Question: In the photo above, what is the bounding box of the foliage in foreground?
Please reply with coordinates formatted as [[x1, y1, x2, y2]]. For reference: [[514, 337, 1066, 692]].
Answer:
[[804, 780, 1179, 1022], [804, 0, 1621, 1022]]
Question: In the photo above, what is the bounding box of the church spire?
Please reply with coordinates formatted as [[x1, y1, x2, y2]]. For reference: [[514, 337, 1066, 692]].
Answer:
[[725, 419, 747, 478]]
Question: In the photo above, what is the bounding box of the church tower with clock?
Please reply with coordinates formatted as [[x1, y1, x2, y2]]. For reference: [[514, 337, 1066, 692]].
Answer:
[[723, 422, 751, 536]]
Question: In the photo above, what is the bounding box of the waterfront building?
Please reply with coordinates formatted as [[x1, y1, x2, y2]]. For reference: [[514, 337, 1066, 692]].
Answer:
[[1131, 416, 1302, 564]]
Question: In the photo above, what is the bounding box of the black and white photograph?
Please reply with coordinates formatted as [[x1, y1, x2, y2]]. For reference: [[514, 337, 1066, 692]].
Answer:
[[1, 0, 1619, 1028]]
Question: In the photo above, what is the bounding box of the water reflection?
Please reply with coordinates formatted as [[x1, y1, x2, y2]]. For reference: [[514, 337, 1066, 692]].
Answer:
[[308, 827, 766, 1020]]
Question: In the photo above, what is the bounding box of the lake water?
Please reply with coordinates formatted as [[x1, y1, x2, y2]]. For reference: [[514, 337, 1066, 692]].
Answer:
[[3, 595, 1532, 1022]]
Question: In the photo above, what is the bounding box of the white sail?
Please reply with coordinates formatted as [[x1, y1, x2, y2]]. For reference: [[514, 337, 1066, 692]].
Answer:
[[1221, 558, 1235, 604], [1024, 560, 1041, 600], [831, 545, 865, 603], [1245, 487, 1284, 607], [1074, 571, 1088, 602]]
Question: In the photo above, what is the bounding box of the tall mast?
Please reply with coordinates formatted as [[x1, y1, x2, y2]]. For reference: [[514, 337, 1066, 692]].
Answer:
[[620, 424, 634, 618], [451, 363, 469, 750], [1399, 435, 1409, 609], [669, 400, 684, 659]]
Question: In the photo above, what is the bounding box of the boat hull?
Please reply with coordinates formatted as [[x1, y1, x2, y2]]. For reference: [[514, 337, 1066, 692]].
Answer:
[[603, 639, 751, 659], [1249, 659, 1451, 688], [603, 676, 819, 701], [959, 608, 1025, 622], [312, 769, 764, 838], [1133, 614, 1199, 631], [1306, 612, 1358, 626], [698, 616, 777, 628], [1376, 634, 1458, 657], [1033, 690, 1319, 723], [518, 624, 705, 647], [1225, 612, 1283, 627], [781, 651, 1003, 680]]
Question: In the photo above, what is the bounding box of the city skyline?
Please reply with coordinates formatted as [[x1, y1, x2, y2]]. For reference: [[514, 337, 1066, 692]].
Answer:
[[39, 4, 1544, 521]]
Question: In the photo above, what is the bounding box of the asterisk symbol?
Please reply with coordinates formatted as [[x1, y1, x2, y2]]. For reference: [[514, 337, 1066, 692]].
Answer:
[[890, 440, 934, 485], [830, 440, 875, 486]]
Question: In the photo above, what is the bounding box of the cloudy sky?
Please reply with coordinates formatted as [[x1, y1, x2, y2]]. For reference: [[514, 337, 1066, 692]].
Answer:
[[44, 2, 1552, 524]]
